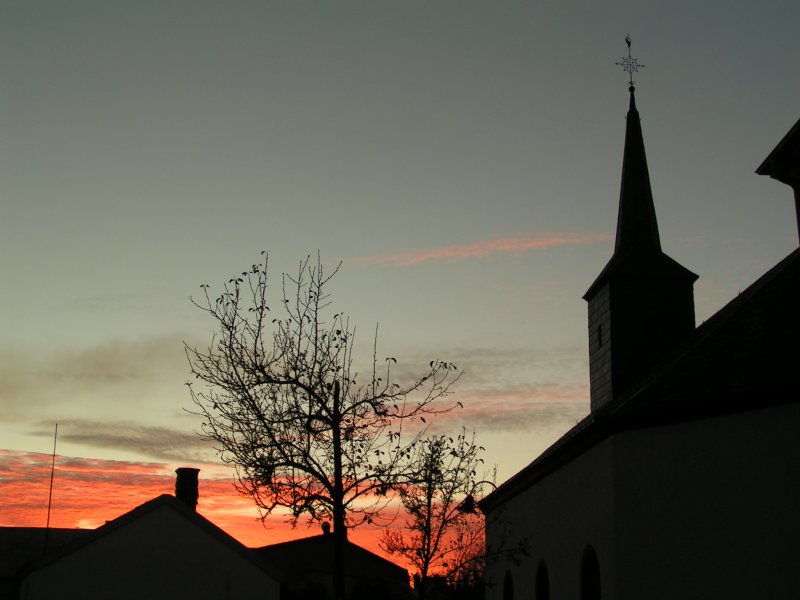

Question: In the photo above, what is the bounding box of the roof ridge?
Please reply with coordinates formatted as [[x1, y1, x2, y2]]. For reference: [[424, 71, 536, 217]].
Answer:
[[611, 246, 800, 413]]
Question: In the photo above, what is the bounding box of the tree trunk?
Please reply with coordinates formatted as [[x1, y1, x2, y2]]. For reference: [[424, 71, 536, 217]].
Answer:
[[332, 381, 346, 600], [418, 463, 439, 600]]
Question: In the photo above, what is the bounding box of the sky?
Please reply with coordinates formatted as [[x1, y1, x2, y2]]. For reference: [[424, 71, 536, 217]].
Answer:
[[2, 0, 799, 557]]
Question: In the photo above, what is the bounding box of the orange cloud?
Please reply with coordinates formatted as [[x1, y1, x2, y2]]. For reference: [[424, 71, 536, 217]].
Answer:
[[0, 450, 410, 569], [349, 232, 611, 267]]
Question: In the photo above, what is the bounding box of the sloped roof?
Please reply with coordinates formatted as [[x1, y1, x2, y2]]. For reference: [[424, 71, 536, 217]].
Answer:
[[19, 495, 280, 580], [254, 533, 408, 586], [584, 247, 698, 300], [481, 248, 800, 512], [756, 117, 800, 185]]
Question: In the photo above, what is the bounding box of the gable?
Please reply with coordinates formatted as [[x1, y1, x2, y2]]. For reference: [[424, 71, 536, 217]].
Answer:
[[21, 498, 279, 600]]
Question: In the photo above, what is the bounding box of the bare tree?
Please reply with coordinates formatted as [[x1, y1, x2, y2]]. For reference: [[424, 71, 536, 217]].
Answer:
[[185, 254, 459, 600], [380, 430, 491, 600]]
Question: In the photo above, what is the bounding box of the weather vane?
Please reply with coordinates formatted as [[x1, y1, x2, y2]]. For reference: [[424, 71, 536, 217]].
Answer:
[[616, 34, 644, 90]]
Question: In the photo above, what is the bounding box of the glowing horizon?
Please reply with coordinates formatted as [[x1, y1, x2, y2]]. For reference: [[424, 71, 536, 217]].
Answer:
[[0, 449, 414, 570], [2, 3, 797, 589]]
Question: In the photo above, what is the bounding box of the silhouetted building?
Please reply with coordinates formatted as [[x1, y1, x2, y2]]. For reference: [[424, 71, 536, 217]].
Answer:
[[0, 469, 281, 600], [756, 116, 800, 243], [254, 529, 412, 600], [481, 88, 800, 599], [1, 469, 413, 600], [583, 87, 698, 412], [0, 528, 91, 599]]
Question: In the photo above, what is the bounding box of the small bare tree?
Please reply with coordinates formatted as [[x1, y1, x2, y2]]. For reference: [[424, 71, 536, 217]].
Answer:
[[185, 254, 459, 600], [380, 430, 490, 600]]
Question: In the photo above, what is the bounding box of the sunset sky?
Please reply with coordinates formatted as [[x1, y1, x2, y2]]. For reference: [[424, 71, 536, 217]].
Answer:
[[2, 1, 799, 558]]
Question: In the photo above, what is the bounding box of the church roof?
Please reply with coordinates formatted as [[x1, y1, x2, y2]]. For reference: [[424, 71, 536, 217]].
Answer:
[[584, 89, 697, 300], [755, 116, 800, 186], [481, 247, 800, 512]]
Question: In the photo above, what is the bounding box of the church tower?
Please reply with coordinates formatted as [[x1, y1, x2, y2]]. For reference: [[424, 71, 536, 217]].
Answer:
[[584, 40, 698, 412]]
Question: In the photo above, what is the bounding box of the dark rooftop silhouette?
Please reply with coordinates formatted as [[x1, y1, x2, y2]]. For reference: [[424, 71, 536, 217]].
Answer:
[[755, 116, 800, 243]]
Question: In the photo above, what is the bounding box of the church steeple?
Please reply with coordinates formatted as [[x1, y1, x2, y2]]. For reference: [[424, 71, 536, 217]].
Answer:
[[615, 88, 661, 254], [583, 38, 698, 412]]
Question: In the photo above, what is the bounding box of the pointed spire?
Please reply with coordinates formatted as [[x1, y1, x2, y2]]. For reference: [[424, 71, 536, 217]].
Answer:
[[613, 36, 659, 254], [583, 38, 698, 412], [615, 86, 662, 254], [584, 38, 697, 301]]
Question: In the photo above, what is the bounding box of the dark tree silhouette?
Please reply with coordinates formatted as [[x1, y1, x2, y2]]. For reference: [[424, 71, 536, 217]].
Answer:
[[380, 430, 490, 600], [185, 254, 459, 600]]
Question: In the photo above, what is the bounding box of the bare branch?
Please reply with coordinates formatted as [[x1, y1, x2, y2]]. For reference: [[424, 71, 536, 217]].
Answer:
[[185, 252, 461, 531]]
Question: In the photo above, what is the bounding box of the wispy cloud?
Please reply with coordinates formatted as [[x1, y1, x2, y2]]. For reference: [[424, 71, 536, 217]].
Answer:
[[383, 345, 589, 436], [349, 232, 611, 267], [28, 419, 214, 463], [445, 392, 588, 434], [0, 337, 207, 463], [0, 336, 187, 415]]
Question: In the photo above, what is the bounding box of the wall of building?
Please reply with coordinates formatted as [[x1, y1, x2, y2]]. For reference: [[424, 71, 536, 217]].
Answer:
[[607, 280, 695, 397], [613, 401, 800, 600], [21, 504, 279, 600], [588, 279, 695, 412], [485, 438, 618, 600], [587, 285, 612, 410]]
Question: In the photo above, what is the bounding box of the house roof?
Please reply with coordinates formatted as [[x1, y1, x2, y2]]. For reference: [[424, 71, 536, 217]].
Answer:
[[254, 533, 408, 585], [481, 247, 800, 512], [19, 494, 281, 580]]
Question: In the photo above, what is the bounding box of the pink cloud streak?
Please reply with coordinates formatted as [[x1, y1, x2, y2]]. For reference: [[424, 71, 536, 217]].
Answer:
[[350, 232, 611, 267]]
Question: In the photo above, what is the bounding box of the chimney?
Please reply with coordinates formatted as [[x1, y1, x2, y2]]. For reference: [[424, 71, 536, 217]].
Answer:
[[175, 467, 199, 511]]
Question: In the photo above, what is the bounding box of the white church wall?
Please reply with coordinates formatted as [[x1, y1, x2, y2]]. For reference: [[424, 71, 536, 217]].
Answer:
[[485, 437, 618, 600], [613, 401, 800, 600]]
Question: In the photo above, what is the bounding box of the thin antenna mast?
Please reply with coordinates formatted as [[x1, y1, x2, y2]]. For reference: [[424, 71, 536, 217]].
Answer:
[[44, 423, 58, 553]]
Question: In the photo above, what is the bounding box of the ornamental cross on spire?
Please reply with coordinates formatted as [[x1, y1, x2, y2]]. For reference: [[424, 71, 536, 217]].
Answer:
[[616, 34, 644, 90]]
